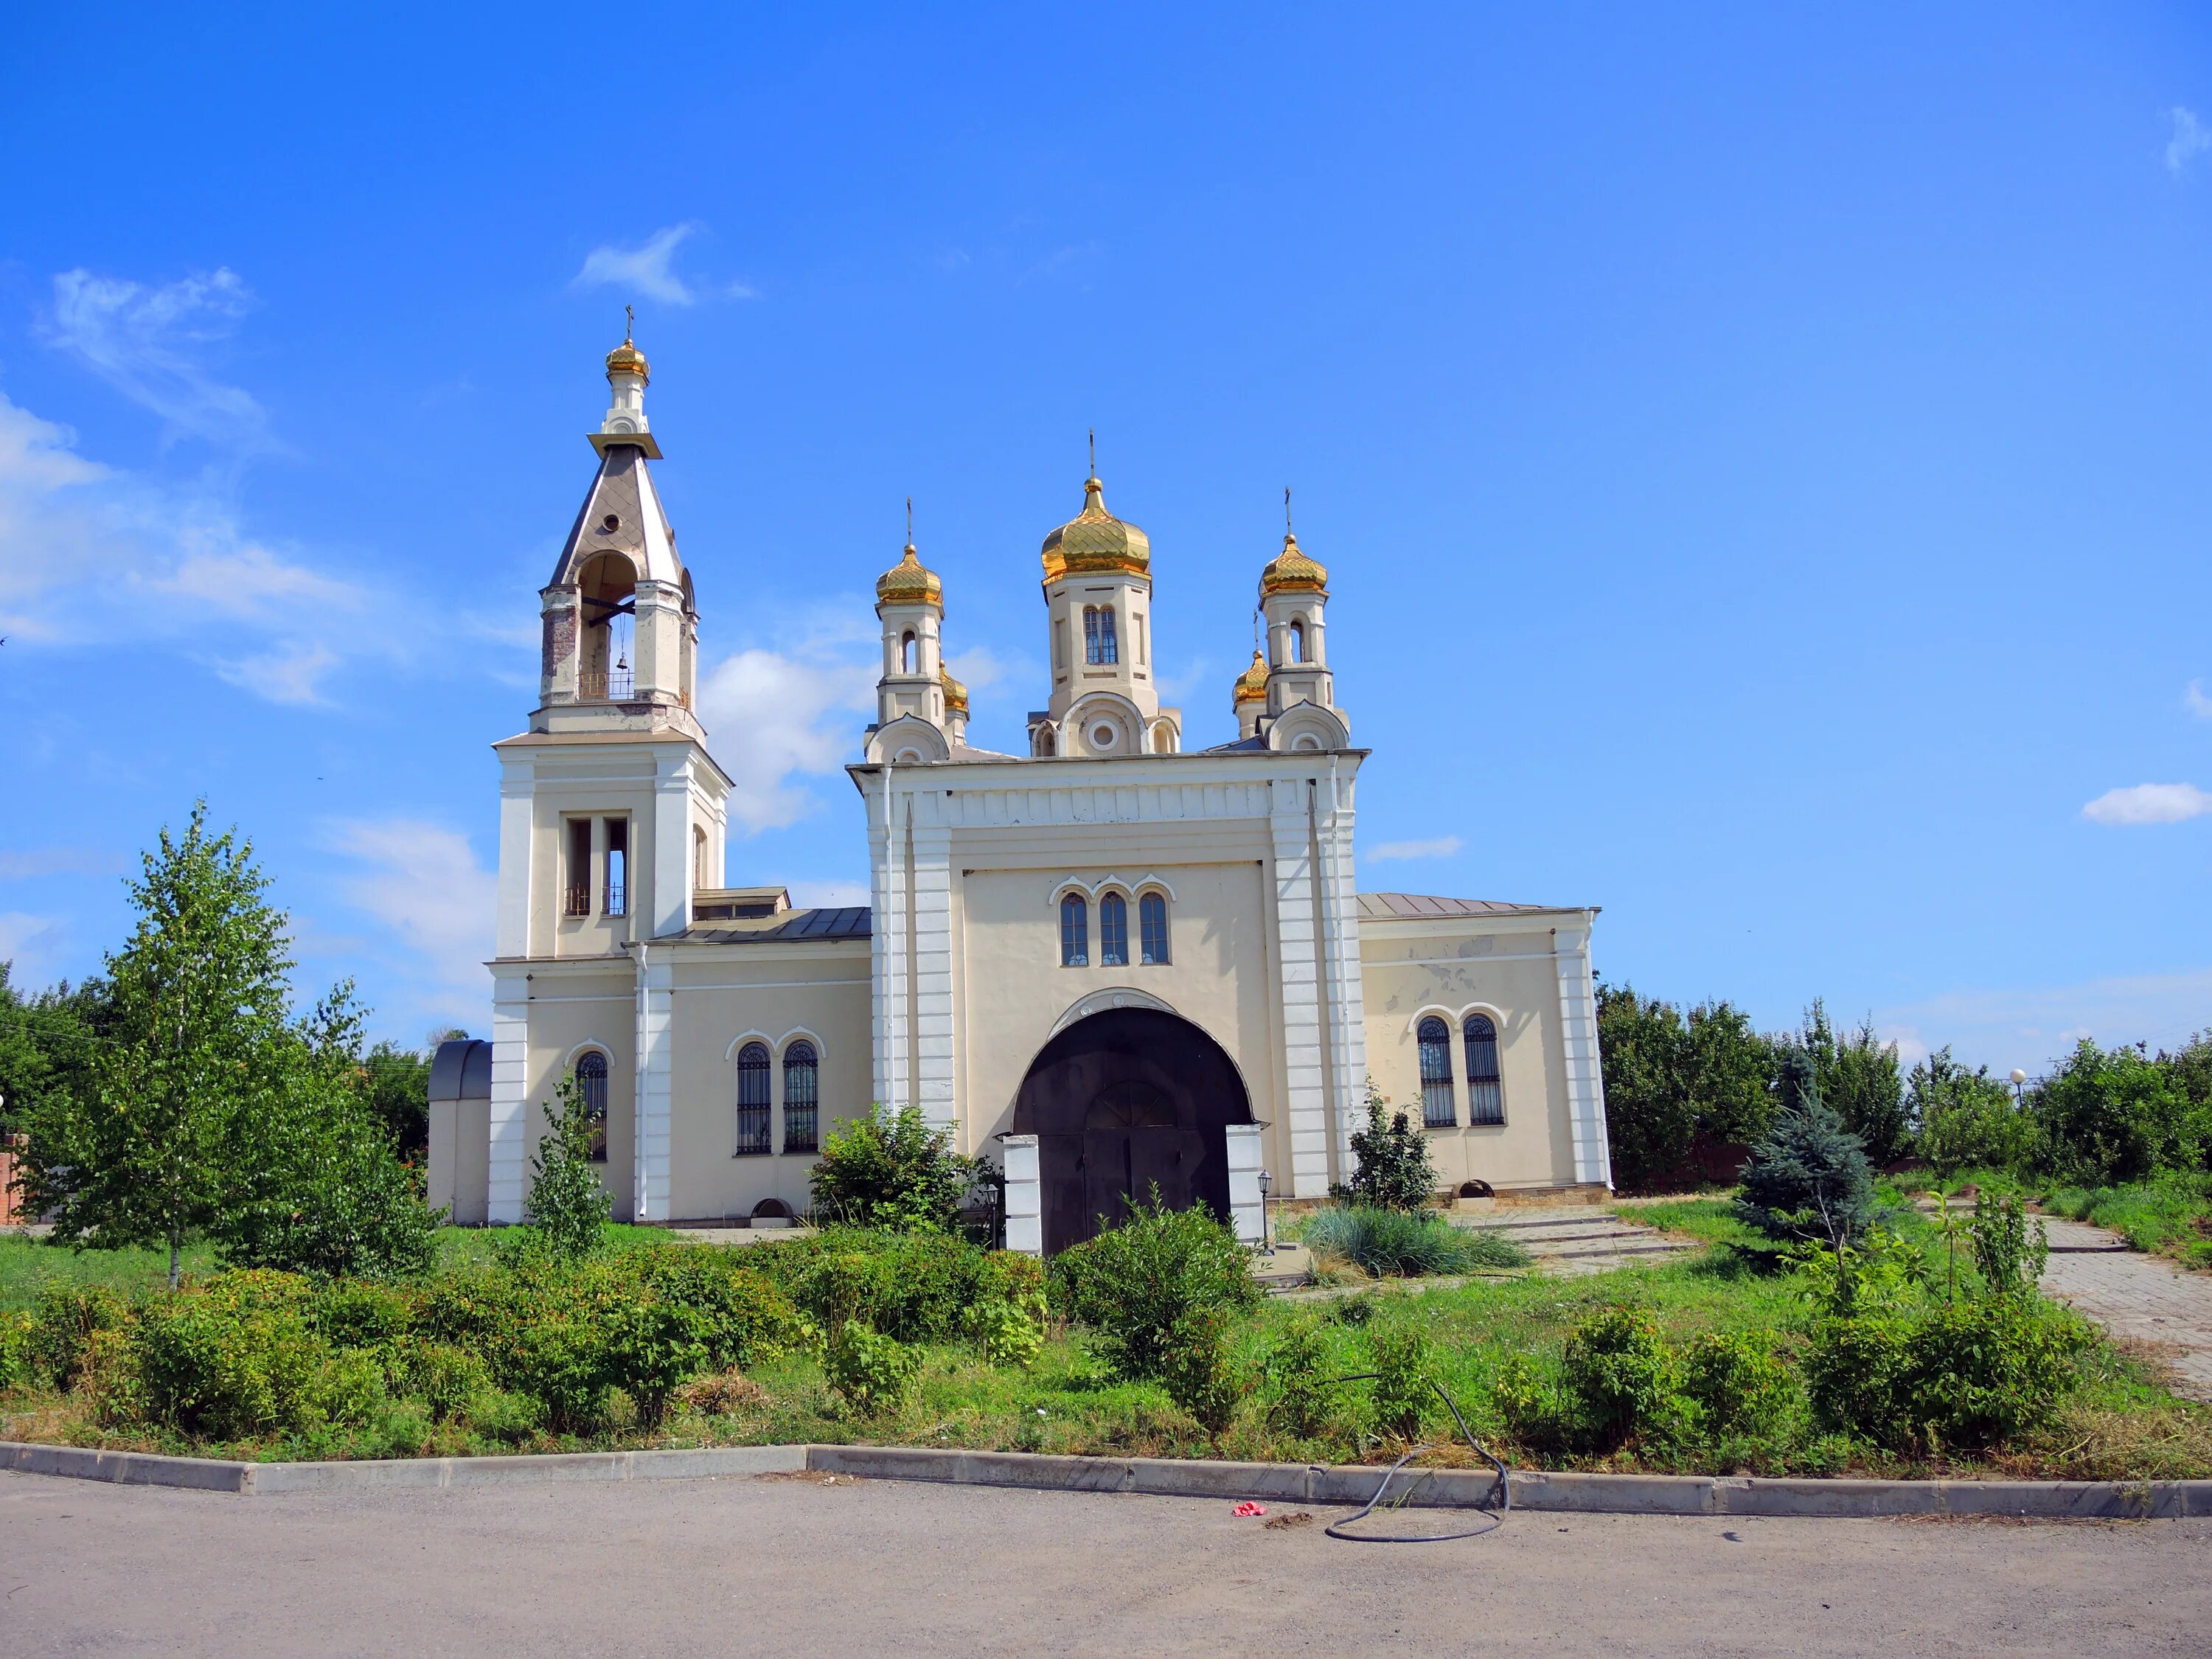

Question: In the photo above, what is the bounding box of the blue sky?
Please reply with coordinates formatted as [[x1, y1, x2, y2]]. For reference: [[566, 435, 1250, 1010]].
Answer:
[[3, 3, 2209, 1074]]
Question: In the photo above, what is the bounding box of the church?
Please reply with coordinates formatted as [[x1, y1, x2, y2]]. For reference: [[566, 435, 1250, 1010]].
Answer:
[[428, 335, 1612, 1253]]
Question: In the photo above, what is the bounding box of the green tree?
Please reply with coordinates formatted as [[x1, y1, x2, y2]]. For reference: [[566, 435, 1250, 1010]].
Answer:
[[1907, 1047, 2029, 1175], [1340, 1079, 1437, 1211], [361, 1038, 440, 1164], [1597, 984, 1694, 1190], [1801, 1001, 1907, 1164], [1737, 1046, 1875, 1243], [1682, 1000, 1778, 1147], [524, 1069, 613, 1259], [2030, 1039, 2203, 1184], [807, 1102, 992, 1232], [16, 804, 297, 1287]]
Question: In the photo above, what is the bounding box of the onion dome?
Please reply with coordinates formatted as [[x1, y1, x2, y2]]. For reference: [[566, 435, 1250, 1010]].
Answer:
[[1232, 650, 1270, 706], [1040, 473, 1151, 585], [1259, 529, 1326, 595], [876, 542, 944, 609], [939, 661, 969, 715], [605, 338, 650, 383]]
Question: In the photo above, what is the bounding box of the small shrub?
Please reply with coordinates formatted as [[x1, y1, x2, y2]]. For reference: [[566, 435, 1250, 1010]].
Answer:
[[824, 1323, 921, 1415], [512, 1315, 611, 1434], [1737, 1048, 1875, 1244], [1155, 1305, 1244, 1436], [808, 1103, 994, 1233], [131, 1272, 328, 1439], [1970, 1190, 2048, 1298], [316, 1348, 388, 1427], [524, 1071, 613, 1262], [1489, 1352, 1563, 1450], [1806, 1298, 2091, 1453], [311, 1279, 417, 1355], [408, 1343, 492, 1422], [1682, 1330, 1792, 1439], [1048, 1194, 1259, 1383], [604, 1294, 712, 1430], [1562, 1306, 1678, 1448], [1338, 1081, 1438, 1212], [1368, 1323, 1433, 1441], [0, 1309, 33, 1391], [30, 1282, 131, 1391], [964, 1295, 1047, 1370], [635, 1245, 805, 1369], [1298, 1206, 1530, 1277], [746, 1227, 1018, 1346], [1261, 1314, 1335, 1439]]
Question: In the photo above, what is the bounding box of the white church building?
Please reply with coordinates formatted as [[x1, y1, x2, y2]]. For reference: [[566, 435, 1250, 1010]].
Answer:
[[428, 335, 1611, 1253]]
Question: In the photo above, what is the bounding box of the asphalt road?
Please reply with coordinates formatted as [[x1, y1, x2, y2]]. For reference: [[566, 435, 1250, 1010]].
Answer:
[[4, 1467, 2206, 1656]]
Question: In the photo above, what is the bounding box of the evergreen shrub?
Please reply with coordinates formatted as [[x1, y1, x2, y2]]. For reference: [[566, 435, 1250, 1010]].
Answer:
[[1737, 1048, 1875, 1243], [1338, 1082, 1437, 1211], [808, 1103, 995, 1233]]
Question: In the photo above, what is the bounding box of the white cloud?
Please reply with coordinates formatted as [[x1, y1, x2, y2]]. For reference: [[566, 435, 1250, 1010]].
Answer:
[[698, 647, 877, 832], [2081, 782, 2212, 825], [0, 911, 70, 990], [2168, 107, 2212, 177], [1878, 967, 2212, 1076], [325, 819, 496, 1026], [1366, 835, 1465, 863], [945, 644, 1016, 692], [43, 267, 270, 448], [575, 225, 706, 306], [2183, 680, 2212, 720], [1153, 655, 1214, 703], [0, 848, 125, 880], [215, 641, 341, 705]]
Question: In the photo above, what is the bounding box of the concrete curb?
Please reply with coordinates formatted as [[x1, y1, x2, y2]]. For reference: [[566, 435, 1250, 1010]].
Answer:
[[6, 1438, 2207, 1517], [0, 1441, 804, 1493], [804, 1444, 2212, 1520]]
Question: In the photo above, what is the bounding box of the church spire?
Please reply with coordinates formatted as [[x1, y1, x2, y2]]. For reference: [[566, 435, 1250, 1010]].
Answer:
[[594, 310, 661, 459]]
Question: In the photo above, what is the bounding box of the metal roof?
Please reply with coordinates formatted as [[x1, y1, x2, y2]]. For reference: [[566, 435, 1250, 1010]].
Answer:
[[675, 905, 872, 945], [1356, 892, 1568, 920]]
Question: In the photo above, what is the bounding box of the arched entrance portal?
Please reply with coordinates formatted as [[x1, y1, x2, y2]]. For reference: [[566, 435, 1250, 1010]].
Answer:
[[1011, 1008, 1255, 1255]]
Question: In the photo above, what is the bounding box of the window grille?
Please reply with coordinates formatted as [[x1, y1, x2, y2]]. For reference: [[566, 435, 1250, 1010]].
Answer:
[[1084, 606, 1119, 666], [575, 1051, 610, 1162], [1138, 892, 1169, 964], [1464, 1014, 1505, 1124], [565, 819, 593, 916], [782, 1042, 818, 1153], [735, 1043, 771, 1155], [1098, 606, 1119, 664], [1099, 893, 1128, 966], [603, 818, 628, 917], [1418, 1016, 1455, 1127], [1060, 894, 1088, 966]]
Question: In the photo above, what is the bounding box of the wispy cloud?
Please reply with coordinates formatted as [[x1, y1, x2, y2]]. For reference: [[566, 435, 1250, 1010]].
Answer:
[[43, 268, 271, 450], [1879, 967, 2212, 1076], [2168, 107, 2211, 177], [325, 819, 496, 1029], [2081, 782, 2212, 826], [1366, 835, 1464, 863], [2183, 679, 2212, 720], [698, 644, 877, 832], [0, 848, 127, 880], [0, 911, 70, 990], [574, 224, 756, 307]]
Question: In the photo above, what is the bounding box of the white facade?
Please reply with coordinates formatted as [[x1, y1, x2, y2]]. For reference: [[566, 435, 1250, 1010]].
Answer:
[[428, 341, 1611, 1248]]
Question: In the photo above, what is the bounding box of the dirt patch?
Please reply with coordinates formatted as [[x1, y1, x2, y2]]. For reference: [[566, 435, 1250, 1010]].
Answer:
[[1263, 1512, 1315, 1530], [753, 1471, 864, 1487]]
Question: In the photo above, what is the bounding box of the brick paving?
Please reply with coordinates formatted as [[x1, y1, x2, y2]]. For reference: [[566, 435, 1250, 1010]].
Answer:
[[2037, 1214, 2212, 1402]]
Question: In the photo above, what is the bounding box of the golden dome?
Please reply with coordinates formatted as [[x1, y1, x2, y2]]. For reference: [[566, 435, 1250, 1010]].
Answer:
[[1232, 650, 1270, 706], [1259, 529, 1326, 595], [939, 661, 969, 715], [605, 339, 650, 383], [876, 542, 944, 608], [1040, 475, 1151, 585]]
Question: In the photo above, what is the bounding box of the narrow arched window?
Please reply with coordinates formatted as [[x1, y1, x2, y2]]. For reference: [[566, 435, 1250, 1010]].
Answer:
[[1289, 619, 1306, 664], [693, 825, 709, 890], [1060, 894, 1088, 966], [1099, 892, 1128, 966], [1037, 726, 1056, 757], [1464, 1014, 1505, 1124], [1098, 605, 1119, 664], [1417, 1017, 1455, 1128], [782, 1041, 819, 1154], [901, 631, 917, 674], [1138, 892, 1169, 964], [735, 1042, 771, 1155], [574, 1051, 609, 1163]]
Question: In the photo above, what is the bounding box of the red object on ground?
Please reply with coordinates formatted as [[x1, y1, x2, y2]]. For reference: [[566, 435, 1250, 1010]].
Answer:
[[1232, 1502, 1267, 1517]]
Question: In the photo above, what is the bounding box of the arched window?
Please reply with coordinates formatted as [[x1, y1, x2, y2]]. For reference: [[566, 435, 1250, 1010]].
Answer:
[[693, 825, 709, 889], [1084, 606, 1119, 665], [1060, 894, 1088, 966], [1289, 619, 1306, 664], [574, 1051, 609, 1163], [1037, 726, 1056, 757], [1417, 1017, 1455, 1128], [900, 631, 917, 674], [782, 1041, 818, 1154], [735, 1042, 771, 1155], [1099, 892, 1128, 966], [1138, 892, 1169, 964], [1464, 1014, 1505, 1124]]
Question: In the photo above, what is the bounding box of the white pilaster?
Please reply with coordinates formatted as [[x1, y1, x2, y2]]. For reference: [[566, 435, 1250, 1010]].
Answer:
[[486, 967, 532, 1224], [1270, 778, 1332, 1199], [633, 942, 675, 1220], [495, 754, 535, 959], [1001, 1133, 1041, 1256], [911, 810, 957, 1132], [651, 748, 694, 939], [869, 768, 907, 1113], [1554, 918, 1612, 1189], [1321, 764, 1368, 1179], [1224, 1123, 1265, 1245]]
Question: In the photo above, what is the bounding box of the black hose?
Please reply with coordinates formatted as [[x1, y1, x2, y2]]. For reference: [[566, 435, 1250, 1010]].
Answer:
[[1313, 1373, 1511, 1543]]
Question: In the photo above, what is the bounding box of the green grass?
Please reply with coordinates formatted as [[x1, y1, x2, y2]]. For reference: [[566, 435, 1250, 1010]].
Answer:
[[2042, 1176, 2212, 1270], [1293, 1205, 1531, 1276]]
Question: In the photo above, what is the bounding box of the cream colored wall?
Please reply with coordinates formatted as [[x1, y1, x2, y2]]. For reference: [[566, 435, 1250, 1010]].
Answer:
[[513, 961, 638, 1218], [661, 941, 873, 1222], [1359, 920, 1576, 1191], [950, 821, 1294, 1179]]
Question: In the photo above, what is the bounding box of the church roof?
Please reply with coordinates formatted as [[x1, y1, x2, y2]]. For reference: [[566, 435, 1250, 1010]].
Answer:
[[1259, 529, 1326, 595], [674, 905, 872, 944], [1040, 473, 1150, 584], [1357, 892, 1568, 919], [549, 442, 686, 590]]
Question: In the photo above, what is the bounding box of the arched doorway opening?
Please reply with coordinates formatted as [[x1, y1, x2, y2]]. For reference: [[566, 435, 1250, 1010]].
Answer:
[[1011, 1008, 1255, 1254]]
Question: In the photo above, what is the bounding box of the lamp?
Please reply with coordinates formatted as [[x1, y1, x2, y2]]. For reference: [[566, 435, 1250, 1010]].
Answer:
[[1257, 1169, 1273, 1257], [2009, 1068, 2027, 1108]]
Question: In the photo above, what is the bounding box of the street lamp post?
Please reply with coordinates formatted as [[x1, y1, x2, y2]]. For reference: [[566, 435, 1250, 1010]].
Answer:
[[2009, 1068, 2028, 1110], [1257, 1169, 1273, 1258]]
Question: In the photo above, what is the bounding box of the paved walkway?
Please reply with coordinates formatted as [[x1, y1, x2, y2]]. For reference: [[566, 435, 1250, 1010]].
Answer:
[[5, 1467, 2206, 1656], [2037, 1215, 2212, 1401]]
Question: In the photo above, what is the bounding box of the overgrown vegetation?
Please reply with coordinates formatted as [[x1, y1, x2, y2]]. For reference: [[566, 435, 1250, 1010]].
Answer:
[[1296, 1206, 1530, 1278], [806, 1103, 997, 1234]]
